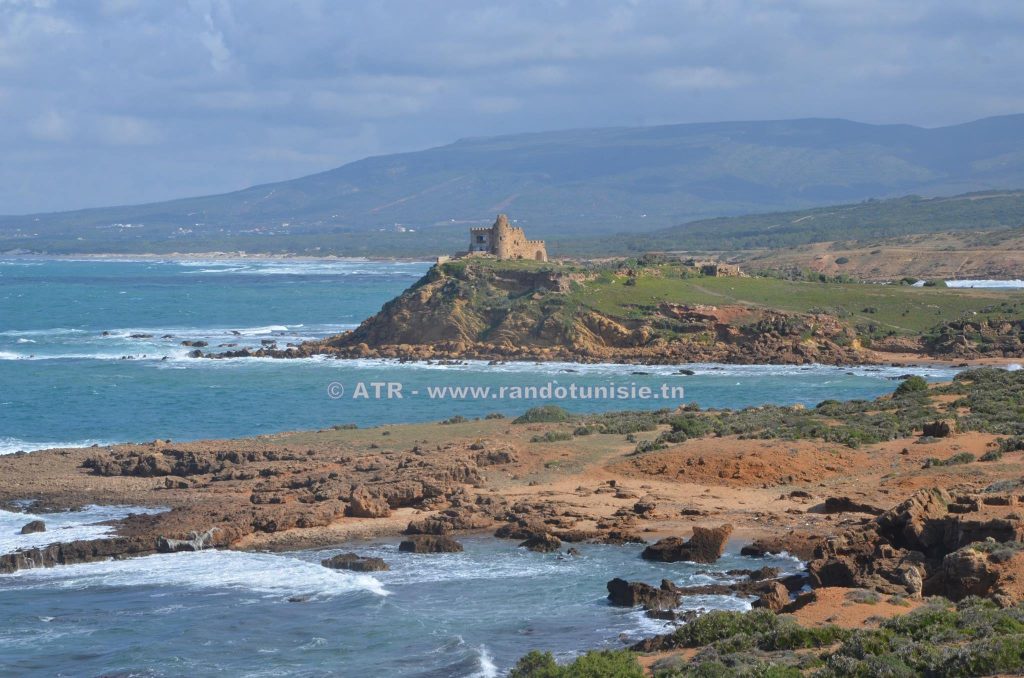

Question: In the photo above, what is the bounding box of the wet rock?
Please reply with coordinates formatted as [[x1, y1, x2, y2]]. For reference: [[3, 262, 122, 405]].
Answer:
[[520, 533, 561, 553], [740, 532, 828, 561], [20, 520, 45, 534], [321, 552, 389, 572], [641, 524, 733, 563], [156, 528, 219, 553], [398, 535, 463, 553], [606, 578, 680, 611], [180, 340, 208, 347]]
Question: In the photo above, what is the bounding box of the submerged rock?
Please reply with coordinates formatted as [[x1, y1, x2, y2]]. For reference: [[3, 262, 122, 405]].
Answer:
[[321, 552, 389, 572], [20, 520, 45, 534], [519, 533, 561, 553], [606, 578, 680, 611], [398, 535, 463, 553], [641, 524, 733, 563]]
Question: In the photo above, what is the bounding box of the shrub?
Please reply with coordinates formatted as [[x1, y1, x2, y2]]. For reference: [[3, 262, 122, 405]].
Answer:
[[484, 412, 506, 420], [531, 431, 573, 443], [924, 452, 976, 468], [509, 650, 643, 678], [894, 376, 929, 397], [514, 405, 572, 424], [440, 415, 468, 425], [979, 449, 1004, 462]]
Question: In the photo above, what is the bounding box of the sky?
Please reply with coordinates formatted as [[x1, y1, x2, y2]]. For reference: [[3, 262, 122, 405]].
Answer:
[[2, 0, 1024, 214]]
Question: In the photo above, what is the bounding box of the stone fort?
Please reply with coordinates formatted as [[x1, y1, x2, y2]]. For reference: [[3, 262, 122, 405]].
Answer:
[[467, 214, 547, 262]]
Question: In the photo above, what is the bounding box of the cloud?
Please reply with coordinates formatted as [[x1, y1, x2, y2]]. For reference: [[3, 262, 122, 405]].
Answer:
[[94, 115, 161, 146], [646, 66, 749, 91], [0, 0, 1023, 213], [27, 110, 72, 141]]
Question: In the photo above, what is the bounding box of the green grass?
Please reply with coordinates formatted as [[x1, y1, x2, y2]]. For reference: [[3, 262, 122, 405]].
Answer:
[[570, 266, 1020, 336]]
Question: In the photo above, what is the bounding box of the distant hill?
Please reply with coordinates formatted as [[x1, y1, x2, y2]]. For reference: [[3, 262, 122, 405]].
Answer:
[[6, 115, 1024, 255], [571, 189, 1024, 256]]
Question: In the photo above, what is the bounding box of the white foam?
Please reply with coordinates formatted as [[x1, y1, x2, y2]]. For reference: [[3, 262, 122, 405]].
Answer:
[[945, 279, 1024, 288], [0, 437, 117, 455], [7, 549, 388, 599], [0, 505, 165, 553], [469, 645, 499, 678]]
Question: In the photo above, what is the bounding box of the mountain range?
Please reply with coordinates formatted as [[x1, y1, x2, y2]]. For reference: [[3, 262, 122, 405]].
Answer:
[[5, 114, 1024, 255]]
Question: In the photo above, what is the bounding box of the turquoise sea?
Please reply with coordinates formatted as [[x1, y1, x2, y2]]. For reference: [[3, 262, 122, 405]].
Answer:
[[0, 258, 964, 676]]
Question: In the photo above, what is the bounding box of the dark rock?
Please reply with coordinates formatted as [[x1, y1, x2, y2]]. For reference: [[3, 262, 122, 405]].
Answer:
[[633, 495, 657, 516], [156, 528, 219, 553], [641, 524, 733, 563], [20, 520, 45, 534], [922, 420, 953, 438], [607, 578, 680, 611], [819, 496, 885, 516], [321, 552, 389, 572], [520, 533, 562, 553], [398, 535, 463, 553], [740, 532, 824, 561]]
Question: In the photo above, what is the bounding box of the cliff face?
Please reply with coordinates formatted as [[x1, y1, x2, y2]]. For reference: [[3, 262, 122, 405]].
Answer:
[[267, 262, 866, 364]]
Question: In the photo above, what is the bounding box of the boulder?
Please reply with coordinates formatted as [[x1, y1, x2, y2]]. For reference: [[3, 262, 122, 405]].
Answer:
[[607, 578, 680, 611], [641, 524, 733, 563], [740, 533, 821, 561], [520, 533, 562, 553], [926, 542, 1024, 606], [156, 528, 219, 553], [922, 420, 953, 437], [751, 581, 791, 612], [346, 486, 391, 518], [398, 535, 463, 553], [633, 495, 657, 516], [321, 552, 389, 572], [20, 520, 45, 534], [820, 496, 885, 516]]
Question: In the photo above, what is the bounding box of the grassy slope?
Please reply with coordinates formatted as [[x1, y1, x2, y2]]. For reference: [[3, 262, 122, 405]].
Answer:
[[569, 267, 1019, 335], [571, 190, 1024, 256]]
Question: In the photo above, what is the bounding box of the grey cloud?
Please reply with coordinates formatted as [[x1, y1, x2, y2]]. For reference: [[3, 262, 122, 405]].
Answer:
[[1, 0, 1023, 213]]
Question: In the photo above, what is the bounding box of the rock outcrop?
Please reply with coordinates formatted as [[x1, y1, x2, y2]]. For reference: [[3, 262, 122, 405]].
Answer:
[[345, 486, 391, 519], [321, 553, 389, 572], [398, 535, 464, 553], [642, 525, 733, 563], [20, 520, 45, 534], [607, 578, 680, 611], [519, 533, 562, 553], [807, 488, 1024, 603]]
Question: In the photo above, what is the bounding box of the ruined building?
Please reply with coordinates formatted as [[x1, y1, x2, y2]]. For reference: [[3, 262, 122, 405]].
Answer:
[[468, 214, 547, 261]]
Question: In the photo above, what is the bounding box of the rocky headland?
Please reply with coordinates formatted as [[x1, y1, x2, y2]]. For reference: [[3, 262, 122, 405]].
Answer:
[[203, 259, 1024, 365]]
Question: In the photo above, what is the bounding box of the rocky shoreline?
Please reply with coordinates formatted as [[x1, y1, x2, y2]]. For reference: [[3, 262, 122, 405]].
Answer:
[[4, 369, 1024, 674]]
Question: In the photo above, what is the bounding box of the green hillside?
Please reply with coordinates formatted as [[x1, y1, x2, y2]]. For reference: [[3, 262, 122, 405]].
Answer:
[[567, 190, 1024, 255], [6, 115, 1024, 255]]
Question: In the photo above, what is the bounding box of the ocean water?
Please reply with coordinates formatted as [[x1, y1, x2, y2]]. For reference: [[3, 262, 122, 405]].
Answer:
[[0, 258, 959, 453], [0, 507, 801, 677], [0, 258, 963, 676]]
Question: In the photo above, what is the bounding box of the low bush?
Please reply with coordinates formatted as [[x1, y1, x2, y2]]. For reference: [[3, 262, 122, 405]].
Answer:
[[514, 405, 572, 424], [509, 650, 644, 678], [531, 431, 573, 443]]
